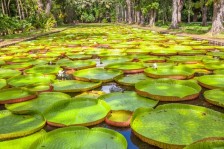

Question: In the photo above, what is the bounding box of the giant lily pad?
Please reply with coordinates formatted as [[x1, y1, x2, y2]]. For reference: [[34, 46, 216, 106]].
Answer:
[[60, 60, 96, 70], [0, 110, 45, 140], [198, 75, 224, 89], [2, 63, 32, 71], [0, 88, 36, 104], [44, 99, 110, 126], [135, 79, 201, 101], [73, 68, 123, 82], [144, 66, 195, 79], [99, 91, 158, 111], [0, 130, 46, 149], [0, 79, 6, 89], [8, 74, 55, 87], [204, 89, 224, 108], [184, 138, 224, 149], [0, 68, 21, 79], [115, 73, 152, 86], [52, 80, 102, 92], [131, 104, 224, 148], [105, 62, 146, 73], [24, 65, 62, 75], [6, 92, 71, 114], [105, 110, 132, 127], [30, 126, 127, 149]]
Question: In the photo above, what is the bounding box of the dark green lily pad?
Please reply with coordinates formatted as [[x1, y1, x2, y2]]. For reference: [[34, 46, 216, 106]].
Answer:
[[6, 92, 71, 114], [135, 79, 201, 101], [0, 110, 46, 140], [99, 91, 158, 111], [73, 68, 123, 82], [204, 89, 224, 108], [30, 126, 127, 149], [0, 130, 46, 149], [131, 104, 224, 148], [52, 80, 102, 92], [44, 99, 110, 126]]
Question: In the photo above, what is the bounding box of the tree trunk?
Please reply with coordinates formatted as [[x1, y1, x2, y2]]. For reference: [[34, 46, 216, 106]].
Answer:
[[125, 7, 128, 23], [188, 0, 191, 23], [210, 0, 224, 34], [19, 0, 25, 19], [7, 0, 11, 16], [149, 9, 156, 27], [136, 11, 141, 24], [140, 13, 145, 25], [37, 0, 44, 13], [201, 5, 208, 26], [1, 0, 5, 14], [170, 0, 179, 29], [177, 0, 184, 22], [16, 0, 22, 20], [45, 0, 52, 16], [126, 0, 133, 24]]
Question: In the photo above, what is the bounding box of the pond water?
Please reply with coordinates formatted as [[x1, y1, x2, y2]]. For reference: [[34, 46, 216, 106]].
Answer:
[[0, 24, 224, 148]]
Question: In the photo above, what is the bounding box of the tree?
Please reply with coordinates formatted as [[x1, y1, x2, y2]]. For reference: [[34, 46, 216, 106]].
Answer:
[[177, 0, 184, 22], [210, 0, 224, 34], [170, 0, 179, 29], [201, 0, 208, 26], [126, 0, 133, 24]]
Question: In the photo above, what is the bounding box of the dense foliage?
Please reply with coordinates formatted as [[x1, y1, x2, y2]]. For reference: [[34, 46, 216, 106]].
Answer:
[[0, 0, 223, 35]]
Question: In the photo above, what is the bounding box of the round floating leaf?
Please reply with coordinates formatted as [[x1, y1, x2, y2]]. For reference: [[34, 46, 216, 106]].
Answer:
[[74, 91, 105, 99], [135, 79, 201, 101], [60, 60, 96, 70], [184, 138, 224, 149], [27, 85, 53, 93], [52, 80, 102, 92], [44, 99, 110, 126], [73, 68, 123, 82], [101, 56, 132, 66], [30, 126, 127, 149], [0, 110, 46, 140], [0, 68, 21, 79], [0, 79, 7, 89], [24, 65, 62, 74], [115, 73, 152, 86], [168, 56, 203, 64], [99, 91, 158, 111], [2, 63, 32, 71], [67, 54, 92, 60], [131, 104, 224, 148], [6, 92, 71, 114], [214, 69, 224, 74], [105, 62, 146, 73], [144, 66, 195, 79], [198, 75, 224, 89], [205, 62, 224, 70], [204, 89, 224, 108], [105, 110, 132, 127], [0, 130, 46, 149], [8, 74, 55, 87], [0, 88, 36, 104]]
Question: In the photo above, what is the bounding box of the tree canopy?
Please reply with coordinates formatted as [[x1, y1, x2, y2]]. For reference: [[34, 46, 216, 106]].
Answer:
[[0, 0, 223, 35]]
